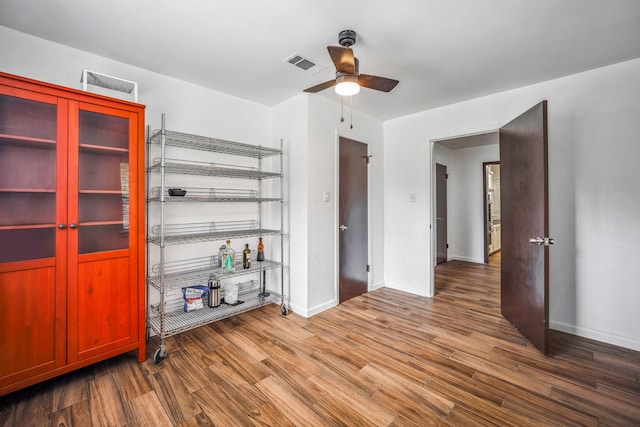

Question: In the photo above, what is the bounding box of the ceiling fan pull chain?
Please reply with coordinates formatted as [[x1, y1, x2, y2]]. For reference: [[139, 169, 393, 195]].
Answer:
[[340, 96, 345, 122], [350, 96, 354, 129]]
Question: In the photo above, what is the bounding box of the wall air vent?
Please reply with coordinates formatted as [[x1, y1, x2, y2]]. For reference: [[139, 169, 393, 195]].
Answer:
[[283, 53, 317, 71]]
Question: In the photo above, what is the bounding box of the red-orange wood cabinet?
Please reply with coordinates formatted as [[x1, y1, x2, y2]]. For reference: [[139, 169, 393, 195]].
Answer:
[[0, 72, 146, 396]]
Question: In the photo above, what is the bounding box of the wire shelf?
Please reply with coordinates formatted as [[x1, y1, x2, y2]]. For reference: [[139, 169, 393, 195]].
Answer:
[[148, 219, 281, 245], [148, 186, 281, 203], [149, 158, 281, 180], [148, 129, 282, 159], [147, 254, 282, 291], [148, 284, 280, 338]]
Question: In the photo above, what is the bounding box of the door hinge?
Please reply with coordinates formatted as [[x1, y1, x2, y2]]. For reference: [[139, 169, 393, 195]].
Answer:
[[446, 243, 449, 248], [445, 173, 449, 179], [362, 155, 372, 164], [366, 264, 370, 272]]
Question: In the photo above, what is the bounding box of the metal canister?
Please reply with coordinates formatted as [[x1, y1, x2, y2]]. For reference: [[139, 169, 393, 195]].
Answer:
[[208, 278, 221, 308]]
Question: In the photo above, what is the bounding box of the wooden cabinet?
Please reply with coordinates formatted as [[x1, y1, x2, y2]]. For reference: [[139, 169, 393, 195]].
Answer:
[[0, 72, 145, 396]]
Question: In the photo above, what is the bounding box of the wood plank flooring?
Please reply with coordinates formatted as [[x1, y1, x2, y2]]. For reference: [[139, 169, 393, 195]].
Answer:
[[2, 253, 639, 425]]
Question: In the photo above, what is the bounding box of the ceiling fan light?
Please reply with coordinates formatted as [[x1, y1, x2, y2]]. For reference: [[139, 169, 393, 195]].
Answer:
[[335, 75, 360, 96]]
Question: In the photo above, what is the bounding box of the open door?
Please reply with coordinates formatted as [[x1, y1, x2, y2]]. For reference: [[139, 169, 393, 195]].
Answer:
[[500, 101, 552, 355]]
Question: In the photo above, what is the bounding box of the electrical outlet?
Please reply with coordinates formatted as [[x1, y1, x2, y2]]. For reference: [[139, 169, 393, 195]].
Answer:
[[323, 190, 330, 202]]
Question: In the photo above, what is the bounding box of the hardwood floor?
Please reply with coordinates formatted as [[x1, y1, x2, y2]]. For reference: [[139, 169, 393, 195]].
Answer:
[[2, 253, 639, 426]]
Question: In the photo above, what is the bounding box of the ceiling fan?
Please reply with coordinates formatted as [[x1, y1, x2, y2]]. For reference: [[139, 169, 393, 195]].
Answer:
[[304, 30, 399, 96]]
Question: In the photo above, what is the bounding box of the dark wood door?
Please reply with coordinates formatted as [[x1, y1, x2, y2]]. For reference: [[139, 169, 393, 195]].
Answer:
[[500, 101, 550, 355], [436, 163, 448, 264], [339, 137, 368, 303]]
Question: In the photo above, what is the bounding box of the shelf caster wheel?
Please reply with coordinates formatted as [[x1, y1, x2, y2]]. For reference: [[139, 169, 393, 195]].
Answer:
[[153, 346, 166, 364], [281, 304, 288, 316]]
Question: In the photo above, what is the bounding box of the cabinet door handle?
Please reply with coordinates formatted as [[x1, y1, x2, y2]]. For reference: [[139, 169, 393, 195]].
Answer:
[[69, 223, 78, 229], [58, 224, 67, 229]]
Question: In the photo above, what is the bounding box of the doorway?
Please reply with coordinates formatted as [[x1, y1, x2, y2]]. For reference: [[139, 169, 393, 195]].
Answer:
[[338, 137, 369, 303], [483, 162, 500, 264], [435, 163, 448, 264], [432, 101, 550, 354]]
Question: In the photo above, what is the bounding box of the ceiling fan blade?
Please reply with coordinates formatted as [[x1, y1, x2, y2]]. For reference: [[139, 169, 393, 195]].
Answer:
[[303, 79, 336, 93], [327, 46, 355, 74], [358, 74, 399, 92]]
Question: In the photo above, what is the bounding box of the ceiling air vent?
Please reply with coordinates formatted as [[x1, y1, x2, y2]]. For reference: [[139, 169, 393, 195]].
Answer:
[[284, 53, 317, 71]]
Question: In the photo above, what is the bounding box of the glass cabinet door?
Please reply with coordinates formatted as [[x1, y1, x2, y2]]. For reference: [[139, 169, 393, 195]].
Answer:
[[0, 93, 58, 263], [77, 109, 130, 254]]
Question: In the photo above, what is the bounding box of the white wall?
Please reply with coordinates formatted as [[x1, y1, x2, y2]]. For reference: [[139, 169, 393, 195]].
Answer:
[[0, 26, 280, 307], [385, 58, 640, 351], [272, 94, 308, 315], [306, 96, 385, 315], [275, 94, 384, 316], [448, 144, 499, 263]]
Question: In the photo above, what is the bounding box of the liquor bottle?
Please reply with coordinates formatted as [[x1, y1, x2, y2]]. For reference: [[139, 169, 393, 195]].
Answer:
[[257, 237, 265, 262], [223, 240, 235, 271], [243, 243, 251, 269]]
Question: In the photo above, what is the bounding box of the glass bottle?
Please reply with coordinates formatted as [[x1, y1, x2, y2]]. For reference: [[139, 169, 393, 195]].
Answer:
[[218, 244, 226, 268], [223, 240, 235, 271], [257, 237, 265, 262], [243, 243, 251, 269]]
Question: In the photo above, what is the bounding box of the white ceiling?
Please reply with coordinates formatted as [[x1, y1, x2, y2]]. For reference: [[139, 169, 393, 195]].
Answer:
[[1, 0, 639, 120]]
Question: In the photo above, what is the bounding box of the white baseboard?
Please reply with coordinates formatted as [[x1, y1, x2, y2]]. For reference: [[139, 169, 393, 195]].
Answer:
[[550, 321, 640, 352], [449, 255, 485, 264], [290, 298, 338, 318], [384, 281, 430, 297], [371, 280, 385, 291]]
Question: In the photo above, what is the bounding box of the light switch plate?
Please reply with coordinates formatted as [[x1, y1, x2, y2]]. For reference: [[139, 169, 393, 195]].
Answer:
[[323, 190, 330, 202]]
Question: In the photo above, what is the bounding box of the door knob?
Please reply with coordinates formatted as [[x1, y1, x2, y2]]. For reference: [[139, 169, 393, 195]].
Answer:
[[58, 224, 66, 229], [69, 223, 78, 229], [529, 236, 554, 246], [339, 225, 348, 231]]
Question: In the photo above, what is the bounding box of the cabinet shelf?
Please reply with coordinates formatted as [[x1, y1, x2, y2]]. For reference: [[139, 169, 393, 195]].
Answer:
[[80, 144, 129, 154], [149, 129, 281, 159], [149, 158, 281, 180], [0, 223, 55, 230], [80, 220, 128, 227], [148, 186, 281, 203], [0, 188, 55, 193], [0, 133, 56, 146], [80, 189, 128, 195]]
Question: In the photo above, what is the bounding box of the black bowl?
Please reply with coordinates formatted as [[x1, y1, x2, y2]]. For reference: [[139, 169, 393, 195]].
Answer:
[[168, 188, 187, 196]]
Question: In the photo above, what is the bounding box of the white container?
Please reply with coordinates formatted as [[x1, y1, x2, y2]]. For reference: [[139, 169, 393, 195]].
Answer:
[[224, 283, 239, 304]]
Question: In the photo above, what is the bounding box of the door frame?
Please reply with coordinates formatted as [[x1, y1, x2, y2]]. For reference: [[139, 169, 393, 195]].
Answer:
[[334, 131, 372, 304], [429, 128, 499, 297]]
